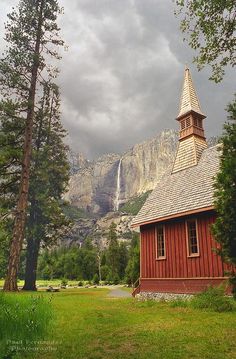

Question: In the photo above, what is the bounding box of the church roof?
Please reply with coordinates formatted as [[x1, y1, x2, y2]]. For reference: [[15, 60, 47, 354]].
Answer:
[[132, 145, 220, 227], [177, 67, 205, 119]]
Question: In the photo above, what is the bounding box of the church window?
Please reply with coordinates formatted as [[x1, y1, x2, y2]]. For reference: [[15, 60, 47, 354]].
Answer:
[[156, 225, 166, 259], [181, 119, 186, 130], [186, 220, 199, 256], [193, 118, 203, 128], [186, 117, 191, 127]]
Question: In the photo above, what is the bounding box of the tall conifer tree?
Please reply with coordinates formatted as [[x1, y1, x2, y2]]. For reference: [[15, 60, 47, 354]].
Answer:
[[23, 83, 70, 290], [212, 98, 236, 292], [0, 0, 64, 291], [106, 223, 120, 279]]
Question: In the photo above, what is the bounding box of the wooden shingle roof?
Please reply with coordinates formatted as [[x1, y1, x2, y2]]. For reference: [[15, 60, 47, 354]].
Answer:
[[132, 145, 220, 227], [177, 67, 205, 119]]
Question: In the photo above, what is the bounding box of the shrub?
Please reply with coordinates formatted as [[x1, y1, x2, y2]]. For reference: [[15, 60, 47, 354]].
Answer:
[[119, 191, 152, 215], [229, 276, 236, 299], [93, 274, 100, 285], [100, 265, 109, 281], [105, 272, 114, 285], [169, 299, 189, 308], [78, 281, 83, 287], [61, 278, 68, 286], [113, 274, 120, 285], [190, 286, 235, 312], [0, 293, 53, 358]]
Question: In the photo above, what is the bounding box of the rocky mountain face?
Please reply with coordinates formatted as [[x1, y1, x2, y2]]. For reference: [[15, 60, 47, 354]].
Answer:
[[63, 130, 218, 246], [62, 212, 135, 247], [65, 129, 178, 214]]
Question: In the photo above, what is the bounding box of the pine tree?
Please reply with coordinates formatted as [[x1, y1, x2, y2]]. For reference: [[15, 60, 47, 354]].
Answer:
[[0, 0, 64, 291], [118, 242, 128, 280], [125, 232, 140, 286], [212, 97, 236, 293], [23, 83, 70, 290], [106, 222, 120, 279]]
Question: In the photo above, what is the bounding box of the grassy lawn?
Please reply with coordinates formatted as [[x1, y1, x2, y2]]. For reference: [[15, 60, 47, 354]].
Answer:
[[0, 279, 80, 287], [2, 288, 236, 359]]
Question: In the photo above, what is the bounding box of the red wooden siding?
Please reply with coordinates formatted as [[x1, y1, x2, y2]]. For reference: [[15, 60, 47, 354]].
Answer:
[[139, 211, 229, 293]]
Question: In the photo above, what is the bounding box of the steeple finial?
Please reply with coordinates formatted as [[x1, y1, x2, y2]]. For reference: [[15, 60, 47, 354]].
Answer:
[[177, 67, 204, 119]]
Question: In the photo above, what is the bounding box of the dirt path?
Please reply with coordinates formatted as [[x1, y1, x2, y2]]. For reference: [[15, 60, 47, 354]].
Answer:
[[107, 286, 132, 298]]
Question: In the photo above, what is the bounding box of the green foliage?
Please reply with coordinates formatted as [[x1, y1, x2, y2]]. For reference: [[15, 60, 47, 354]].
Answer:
[[100, 265, 110, 281], [106, 223, 120, 278], [36, 226, 139, 284], [0, 222, 10, 278], [212, 97, 236, 292], [230, 276, 236, 299], [118, 242, 129, 279], [113, 274, 120, 285], [125, 232, 140, 286], [78, 281, 83, 287], [22, 288, 236, 359], [61, 203, 91, 220], [120, 191, 152, 215], [0, 0, 68, 287], [38, 245, 98, 281], [105, 271, 114, 285], [27, 83, 70, 243], [93, 273, 100, 285], [175, 0, 236, 82], [169, 299, 188, 308], [0, 293, 53, 358], [61, 278, 68, 286], [190, 286, 235, 312]]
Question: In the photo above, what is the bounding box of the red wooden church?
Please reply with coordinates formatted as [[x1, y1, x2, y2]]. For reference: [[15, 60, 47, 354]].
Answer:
[[132, 67, 229, 296]]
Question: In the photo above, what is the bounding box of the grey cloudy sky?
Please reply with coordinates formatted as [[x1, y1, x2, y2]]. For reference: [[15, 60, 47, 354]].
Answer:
[[1, 0, 235, 159]]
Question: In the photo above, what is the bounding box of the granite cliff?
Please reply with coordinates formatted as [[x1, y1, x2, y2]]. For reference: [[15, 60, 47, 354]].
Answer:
[[65, 129, 178, 214]]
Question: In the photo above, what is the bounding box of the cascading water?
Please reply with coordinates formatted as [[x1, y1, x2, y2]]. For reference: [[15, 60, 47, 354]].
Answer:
[[114, 158, 122, 211]]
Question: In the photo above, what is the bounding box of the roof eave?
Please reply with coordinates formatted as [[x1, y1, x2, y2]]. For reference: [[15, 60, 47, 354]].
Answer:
[[176, 109, 206, 121], [131, 205, 215, 228]]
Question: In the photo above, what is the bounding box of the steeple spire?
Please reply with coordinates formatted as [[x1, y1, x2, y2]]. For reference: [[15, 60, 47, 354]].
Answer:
[[177, 66, 205, 119], [172, 67, 207, 174]]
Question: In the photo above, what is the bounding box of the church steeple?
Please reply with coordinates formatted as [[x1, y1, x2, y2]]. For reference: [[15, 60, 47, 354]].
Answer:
[[172, 67, 207, 173], [177, 66, 205, 119], [176, 66, 206, 141]]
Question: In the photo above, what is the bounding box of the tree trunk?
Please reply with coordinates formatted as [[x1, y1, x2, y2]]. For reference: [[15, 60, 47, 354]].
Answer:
[[3, 0, 45, 292], [98, 252, 102, 283], [22, 236, 40, 291], [23, 199, 42, 291]]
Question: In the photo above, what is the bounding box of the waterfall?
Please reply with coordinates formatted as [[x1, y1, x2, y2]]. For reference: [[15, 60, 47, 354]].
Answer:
[[114, 158, 122, 211]]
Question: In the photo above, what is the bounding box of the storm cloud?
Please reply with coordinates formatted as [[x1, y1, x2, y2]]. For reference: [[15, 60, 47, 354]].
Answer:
[[1, 0, 235, 159]]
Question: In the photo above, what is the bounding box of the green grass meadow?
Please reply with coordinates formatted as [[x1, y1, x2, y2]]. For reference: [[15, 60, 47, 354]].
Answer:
[[1, 287, 236, 359], [0, 279, 79, 288]]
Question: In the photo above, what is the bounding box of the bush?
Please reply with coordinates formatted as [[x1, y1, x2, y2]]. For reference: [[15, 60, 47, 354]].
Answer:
[[100, 265, 109, 281], [105, 272, 114, 285], [61, 278, 68, 286], [0, 293, 53, 358], [78, 281, 83, 287], [169, 299, 189, 308], [119, 191, 152, 215], [229, 276, 236, 299], [93, 274, 100, 285], [113, 274, 120, 285], [190, 286, 235, 312]]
